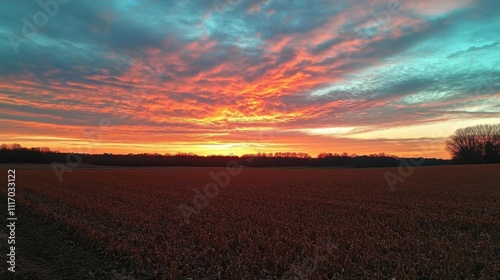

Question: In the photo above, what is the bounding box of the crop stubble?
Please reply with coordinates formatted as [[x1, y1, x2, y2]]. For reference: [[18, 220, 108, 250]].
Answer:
[[2, 165, 499, 279]]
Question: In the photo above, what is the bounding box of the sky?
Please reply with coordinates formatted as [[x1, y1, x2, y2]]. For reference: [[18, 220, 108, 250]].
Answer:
[[1, 0, 499, 158]]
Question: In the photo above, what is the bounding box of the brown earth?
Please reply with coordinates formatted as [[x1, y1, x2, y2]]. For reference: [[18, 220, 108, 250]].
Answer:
[[0, 165, 499, 279]]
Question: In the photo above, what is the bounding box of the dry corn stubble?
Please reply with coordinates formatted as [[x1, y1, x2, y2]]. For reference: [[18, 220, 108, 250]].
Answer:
[[3, 164, 499, 279]]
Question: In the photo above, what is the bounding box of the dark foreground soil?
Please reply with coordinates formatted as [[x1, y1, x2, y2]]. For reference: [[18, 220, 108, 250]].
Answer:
[[1, 165, 499, 279], [0, 194, 137, 280]]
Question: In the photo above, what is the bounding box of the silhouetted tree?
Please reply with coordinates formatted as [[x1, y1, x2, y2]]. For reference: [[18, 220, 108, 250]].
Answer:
[[446, 124, 500, 164]]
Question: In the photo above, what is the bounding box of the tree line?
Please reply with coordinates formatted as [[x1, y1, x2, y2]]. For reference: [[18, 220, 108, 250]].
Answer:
[[0, 144, 449, 168], [1, 123, 498, 167]]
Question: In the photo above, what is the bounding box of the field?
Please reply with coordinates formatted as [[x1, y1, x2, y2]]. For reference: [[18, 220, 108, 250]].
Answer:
[[1, 164, 499, 279]]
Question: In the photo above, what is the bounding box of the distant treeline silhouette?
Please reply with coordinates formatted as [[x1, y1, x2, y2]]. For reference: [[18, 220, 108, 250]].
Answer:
[[0, 143, 450, 168]]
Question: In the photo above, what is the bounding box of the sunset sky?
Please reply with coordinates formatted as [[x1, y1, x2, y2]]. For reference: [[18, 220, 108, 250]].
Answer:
[[1, 0, 499, 158]]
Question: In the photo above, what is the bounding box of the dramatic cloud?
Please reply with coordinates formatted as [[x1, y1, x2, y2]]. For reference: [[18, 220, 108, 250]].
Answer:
[[1, 0, 499, 158]]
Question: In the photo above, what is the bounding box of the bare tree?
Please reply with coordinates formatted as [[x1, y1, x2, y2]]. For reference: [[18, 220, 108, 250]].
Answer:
[[446, 124, 500, 163]]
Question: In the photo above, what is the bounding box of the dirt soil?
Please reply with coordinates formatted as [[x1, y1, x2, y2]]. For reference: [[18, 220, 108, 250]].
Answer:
[[0, 194, 139, 280]]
